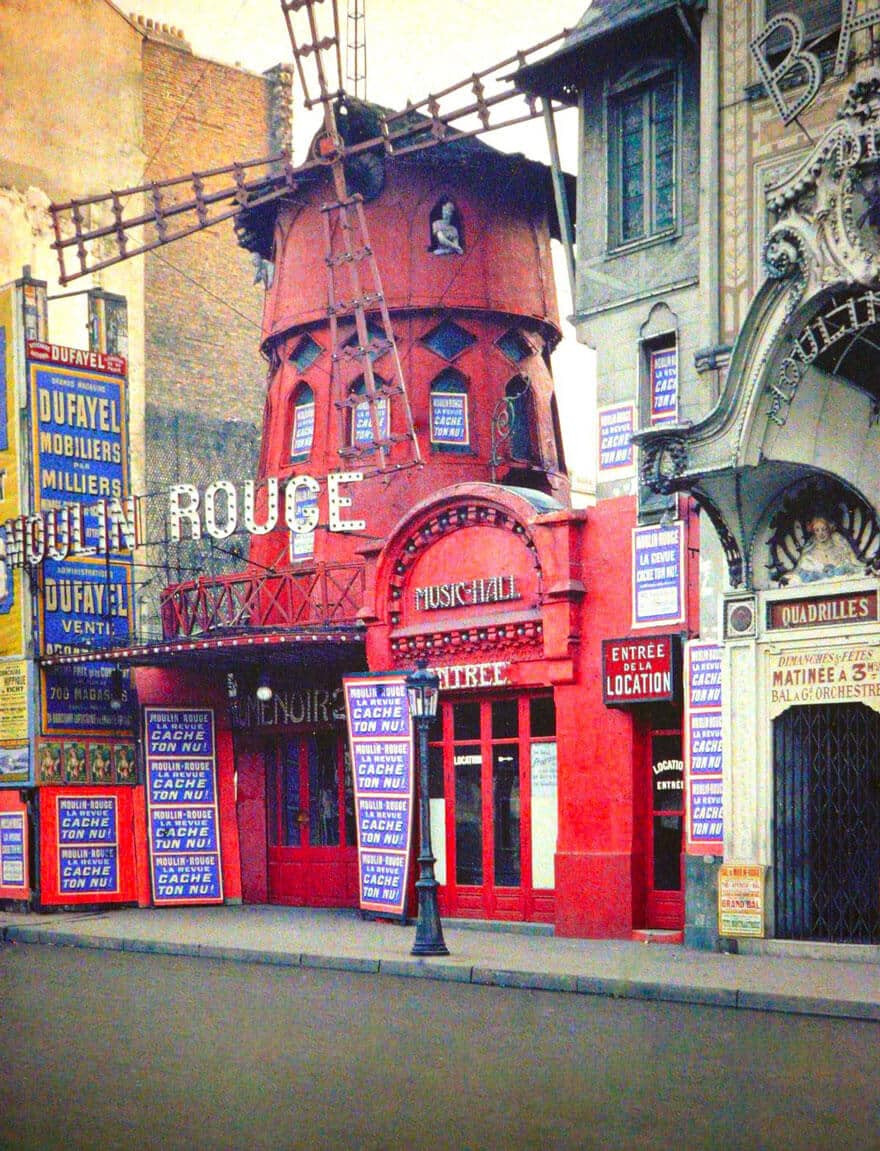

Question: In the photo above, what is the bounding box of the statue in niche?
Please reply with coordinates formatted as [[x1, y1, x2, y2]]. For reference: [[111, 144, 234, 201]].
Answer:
[[430, 198, 464, 255], [789, 514, 861, 584]]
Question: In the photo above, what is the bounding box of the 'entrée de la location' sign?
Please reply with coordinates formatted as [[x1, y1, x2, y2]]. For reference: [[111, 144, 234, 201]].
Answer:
[[602, 635, 682, 706]]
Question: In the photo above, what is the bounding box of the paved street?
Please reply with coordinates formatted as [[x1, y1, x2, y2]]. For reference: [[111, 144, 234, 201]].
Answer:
[[1, 942, 878, 1151]]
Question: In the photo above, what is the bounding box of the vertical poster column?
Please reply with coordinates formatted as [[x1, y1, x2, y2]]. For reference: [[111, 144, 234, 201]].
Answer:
[[343, 674, 414, 920], [684, 642, 723, 853], [145, 708, 224, 905]]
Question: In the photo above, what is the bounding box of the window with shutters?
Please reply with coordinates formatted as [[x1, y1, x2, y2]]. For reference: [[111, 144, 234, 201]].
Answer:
[[608, 71, 677, 251]]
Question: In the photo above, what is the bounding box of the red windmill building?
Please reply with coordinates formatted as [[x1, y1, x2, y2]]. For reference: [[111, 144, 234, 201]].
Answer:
[[39, 3, 608, 934]]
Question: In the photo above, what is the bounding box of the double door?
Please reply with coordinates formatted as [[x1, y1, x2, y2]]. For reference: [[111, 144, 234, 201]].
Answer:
[[237, 731, 358, 907], [433, 694, 557, 923]]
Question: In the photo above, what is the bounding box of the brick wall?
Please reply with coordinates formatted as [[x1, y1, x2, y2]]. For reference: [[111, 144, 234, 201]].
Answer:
[[136, 23, 292, 629]]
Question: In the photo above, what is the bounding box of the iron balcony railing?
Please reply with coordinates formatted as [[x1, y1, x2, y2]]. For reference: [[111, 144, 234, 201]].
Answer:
[[160, 561, 366, 638]]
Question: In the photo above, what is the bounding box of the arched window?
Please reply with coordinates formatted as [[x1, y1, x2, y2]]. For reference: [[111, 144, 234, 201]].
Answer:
[[505, 376, 535, 462], [350, 375, 389, 449], [289, 383, 315, 461], [429, 369, 470, 452]]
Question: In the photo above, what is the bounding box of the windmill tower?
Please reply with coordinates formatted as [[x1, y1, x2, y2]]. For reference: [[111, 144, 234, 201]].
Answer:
[[49, 0, 575, 628]]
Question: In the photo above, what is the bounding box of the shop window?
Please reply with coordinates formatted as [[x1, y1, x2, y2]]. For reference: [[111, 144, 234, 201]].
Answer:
[[289, 334, 322, 372], [529, 695, 556, 738], [342, 322, 390, 363], [608, 70, 677, 250], [429, 369, 470, 453], [267, 735, 353, 850], [422, 318, 476, 361], [496, 328, 533, 365], [350, 375, 389, 448], [289, 383, 315, 461]]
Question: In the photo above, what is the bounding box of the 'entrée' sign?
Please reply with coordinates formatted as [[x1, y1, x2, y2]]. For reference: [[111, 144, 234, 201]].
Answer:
[[602, 635, 681, 707]]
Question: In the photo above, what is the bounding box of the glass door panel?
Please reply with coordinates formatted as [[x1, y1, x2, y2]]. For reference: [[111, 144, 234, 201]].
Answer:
[[493, 745, 520, 887], [454, 748, 483, 886]]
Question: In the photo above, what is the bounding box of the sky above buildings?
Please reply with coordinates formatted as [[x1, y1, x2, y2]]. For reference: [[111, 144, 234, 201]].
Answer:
[[127, 0, 596, 482]]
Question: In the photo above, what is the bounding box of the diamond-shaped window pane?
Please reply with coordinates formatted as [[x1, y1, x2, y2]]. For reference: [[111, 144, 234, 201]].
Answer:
[[422, 320, 476, 361], [343, 323, 389, 362], [496, 329, 532, 364], [290, 335, 322, 371]]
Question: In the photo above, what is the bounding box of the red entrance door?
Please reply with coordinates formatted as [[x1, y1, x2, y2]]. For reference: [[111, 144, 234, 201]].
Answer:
[[645, 730, 685, 930], [435, 694, 556, 924], [260, 733, 358, 906]]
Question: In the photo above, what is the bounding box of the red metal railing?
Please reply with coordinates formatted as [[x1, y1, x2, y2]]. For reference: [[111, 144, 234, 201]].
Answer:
[[160, 562, 366, 638]]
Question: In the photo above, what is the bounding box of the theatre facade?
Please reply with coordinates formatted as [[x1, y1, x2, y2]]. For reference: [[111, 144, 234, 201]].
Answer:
[[640, 69, 880, 947]]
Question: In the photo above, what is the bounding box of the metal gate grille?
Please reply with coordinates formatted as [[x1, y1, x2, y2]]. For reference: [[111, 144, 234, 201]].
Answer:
[[774, 704, 880, 944]]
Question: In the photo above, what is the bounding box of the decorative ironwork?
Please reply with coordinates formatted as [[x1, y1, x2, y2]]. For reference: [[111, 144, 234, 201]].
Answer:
[[639, 436, 688, 495], [774, 703, 880, 944], [766, 477, 880, 585], [160, 560, 366, 638]]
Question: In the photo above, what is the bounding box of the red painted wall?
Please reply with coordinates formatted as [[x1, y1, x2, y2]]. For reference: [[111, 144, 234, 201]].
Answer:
[[39, 786, 139, 906], [133, 668, 243, 905]]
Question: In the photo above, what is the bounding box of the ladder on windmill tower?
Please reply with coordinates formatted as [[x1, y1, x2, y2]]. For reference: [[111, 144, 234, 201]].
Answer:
[[282, 0, 421, 474]]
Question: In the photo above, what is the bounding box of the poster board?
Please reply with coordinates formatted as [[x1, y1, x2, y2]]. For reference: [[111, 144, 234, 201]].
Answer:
[[144, 708, 224, 905], [343, 674, 415, 920]]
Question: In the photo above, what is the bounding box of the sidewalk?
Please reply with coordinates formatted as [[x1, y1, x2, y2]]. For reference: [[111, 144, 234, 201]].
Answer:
[[2, 904, 879, 1021]]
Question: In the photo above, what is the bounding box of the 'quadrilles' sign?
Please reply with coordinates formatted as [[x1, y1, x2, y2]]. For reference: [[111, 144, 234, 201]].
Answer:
[[343, 674, 414, 920], [144, 708, 224, 905]]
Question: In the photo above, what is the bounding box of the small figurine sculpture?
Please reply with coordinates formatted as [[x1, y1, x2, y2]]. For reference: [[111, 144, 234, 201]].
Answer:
[[431, 199, 463, 255], [790, 515, 860, 583]]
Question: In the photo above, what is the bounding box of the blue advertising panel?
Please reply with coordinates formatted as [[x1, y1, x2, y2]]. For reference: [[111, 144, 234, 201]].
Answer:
[[57, 795, 119, 894], [650, 347, 678, 424], [685, 642, 724, 850], [632, 521, 685, 628], [597, 404, 635, 475], [43, 662, 135, 734], [291, 400, 315, 457], [144, 708, 224, 905], [689, 778, 723, 843], [29, 348, 134, 735], [0, 811, 27, 889], [430, 393, 469, 446], [343, 674, 414, 919]]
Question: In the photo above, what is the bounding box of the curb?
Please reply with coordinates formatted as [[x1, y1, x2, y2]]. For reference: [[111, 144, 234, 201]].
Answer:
[[3, 925, 879, 1021]]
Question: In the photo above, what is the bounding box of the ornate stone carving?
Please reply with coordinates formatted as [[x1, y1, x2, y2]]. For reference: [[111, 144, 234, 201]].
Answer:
[[639, 437, 687, 495]]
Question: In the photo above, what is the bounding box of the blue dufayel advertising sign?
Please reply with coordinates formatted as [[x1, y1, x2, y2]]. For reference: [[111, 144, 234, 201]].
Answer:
[[145, 709, 224, 905], [343, 674, 415, 919], [29, 350, 135, 734]]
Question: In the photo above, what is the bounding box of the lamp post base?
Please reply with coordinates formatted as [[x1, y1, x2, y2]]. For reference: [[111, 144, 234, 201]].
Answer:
[[411, 878, 449, 956]]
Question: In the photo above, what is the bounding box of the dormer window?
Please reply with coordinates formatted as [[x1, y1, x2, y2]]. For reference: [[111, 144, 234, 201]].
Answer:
[[290, 383, 315, 461], [350, 376, 389, 449], [429, 369, 470, 453]]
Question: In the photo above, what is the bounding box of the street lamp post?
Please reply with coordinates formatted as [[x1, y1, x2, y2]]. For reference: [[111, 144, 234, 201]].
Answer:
[[406, 662, 449, 956]]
